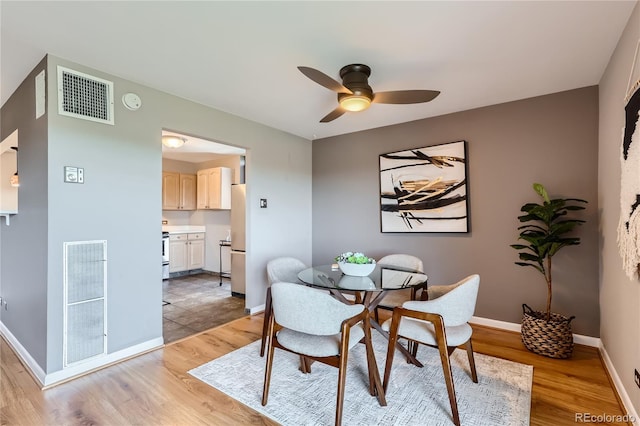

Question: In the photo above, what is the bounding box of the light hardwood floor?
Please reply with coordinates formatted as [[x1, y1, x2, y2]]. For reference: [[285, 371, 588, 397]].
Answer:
[[1, 314, 631, 426]]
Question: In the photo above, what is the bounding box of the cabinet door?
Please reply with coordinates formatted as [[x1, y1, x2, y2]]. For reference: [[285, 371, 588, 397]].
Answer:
[[169, 238, 188, 272], [162, 172, 180, 210], [196, 170, 208, 209], [196, 167, 231, 210], [188, 239, 205, 270], [206, 168, 222, 209], [180, 174, 197, 210]]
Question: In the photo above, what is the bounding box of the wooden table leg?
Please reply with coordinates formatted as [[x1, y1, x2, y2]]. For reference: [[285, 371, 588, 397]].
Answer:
[[361, 291, 423, 367]]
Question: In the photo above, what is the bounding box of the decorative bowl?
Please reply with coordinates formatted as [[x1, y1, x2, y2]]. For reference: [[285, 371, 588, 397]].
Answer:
[[338, 261, 376, 277]]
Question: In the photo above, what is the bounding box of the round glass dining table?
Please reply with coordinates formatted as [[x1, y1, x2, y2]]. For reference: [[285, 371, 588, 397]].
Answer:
[[298, 263, 427, 292], [297, 263, 428, 366]]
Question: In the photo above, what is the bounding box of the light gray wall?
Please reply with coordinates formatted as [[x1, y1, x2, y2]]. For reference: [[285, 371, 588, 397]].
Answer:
[[313, 86, 600, 336], [46, 57, 163, 370], [1, 55, 312, 375], [0, 57, 49, 368], [599, 1, 640, 412]]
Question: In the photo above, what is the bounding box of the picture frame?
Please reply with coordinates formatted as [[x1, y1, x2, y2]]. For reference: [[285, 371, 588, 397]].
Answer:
[[379, 140, 469, 233]]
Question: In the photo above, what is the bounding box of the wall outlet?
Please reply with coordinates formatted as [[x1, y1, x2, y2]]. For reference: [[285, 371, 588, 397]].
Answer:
[[635, 369, 640, 389]]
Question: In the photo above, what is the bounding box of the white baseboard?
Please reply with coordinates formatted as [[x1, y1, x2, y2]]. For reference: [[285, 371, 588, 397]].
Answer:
[[249, 303, 265, 315], [43, 337, 164, 387], [0, 321, 47, 384], [1, 320, 164, 388], [470, 315, 600, 347], [599, 343, 640, 425]]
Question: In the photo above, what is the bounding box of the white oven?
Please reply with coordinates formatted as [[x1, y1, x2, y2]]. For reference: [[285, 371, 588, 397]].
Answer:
[[162, 232, 170, 279]]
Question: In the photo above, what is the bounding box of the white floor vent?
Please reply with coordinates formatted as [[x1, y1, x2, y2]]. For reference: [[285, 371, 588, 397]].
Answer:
[[63, 240, 107, 367], [57, 66, 114, 125]]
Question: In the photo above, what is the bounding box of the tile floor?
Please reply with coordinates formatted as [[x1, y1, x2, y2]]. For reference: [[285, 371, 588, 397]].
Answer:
[[162, 273, 247, 344]]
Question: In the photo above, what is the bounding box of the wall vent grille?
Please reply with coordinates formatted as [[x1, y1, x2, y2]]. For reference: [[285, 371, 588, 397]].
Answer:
[[63, 240, 107, 367], [57, 66, 114, 125]]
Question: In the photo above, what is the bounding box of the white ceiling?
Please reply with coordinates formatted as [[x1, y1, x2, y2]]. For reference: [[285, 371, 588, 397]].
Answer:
[[1, 1, 637, 143], [161, 130, 245, 162]]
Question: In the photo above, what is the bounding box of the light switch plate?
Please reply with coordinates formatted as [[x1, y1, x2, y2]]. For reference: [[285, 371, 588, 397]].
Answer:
[[260, 198, 267, 208]]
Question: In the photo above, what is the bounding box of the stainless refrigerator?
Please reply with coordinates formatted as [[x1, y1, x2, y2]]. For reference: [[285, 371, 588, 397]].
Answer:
[[230, 184, 246, 297]]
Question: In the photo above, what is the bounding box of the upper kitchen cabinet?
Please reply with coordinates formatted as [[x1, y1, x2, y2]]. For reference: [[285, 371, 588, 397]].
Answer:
[[162, 171, 196, 210], [197, 167, 231, 210]]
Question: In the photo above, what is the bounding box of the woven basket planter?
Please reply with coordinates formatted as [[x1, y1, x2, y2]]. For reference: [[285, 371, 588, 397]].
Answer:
[[521, 304, 575, 359]]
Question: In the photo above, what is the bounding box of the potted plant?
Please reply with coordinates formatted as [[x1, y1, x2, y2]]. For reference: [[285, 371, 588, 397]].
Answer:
[[510, 183, 587, 358], [335, 251, 376, 276]]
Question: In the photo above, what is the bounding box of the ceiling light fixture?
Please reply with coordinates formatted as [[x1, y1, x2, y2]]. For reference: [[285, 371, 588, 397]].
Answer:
[[10, 147, 19, 187], [339, 95, 371, 112], [162, 136, 187, 149]]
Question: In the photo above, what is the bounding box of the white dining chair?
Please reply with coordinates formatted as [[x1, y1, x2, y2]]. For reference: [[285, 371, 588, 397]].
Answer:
[[381, 274, 480, 426], [375, 254, 426, 317], [262, 257, 308, 356], [262, 281, 386, 426]]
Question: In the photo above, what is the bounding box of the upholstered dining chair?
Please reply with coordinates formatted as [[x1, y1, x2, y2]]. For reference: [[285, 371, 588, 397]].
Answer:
[[381, 274, 480, 426], [374, 254, 426, 320], [262, 282, 386, 426], [262, 257, 308, 357]]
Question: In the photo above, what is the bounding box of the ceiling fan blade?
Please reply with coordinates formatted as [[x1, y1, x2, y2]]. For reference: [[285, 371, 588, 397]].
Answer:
[[298, 66, 352, 94], [320, 106, 346, 123], [373, 90, 440, 104]]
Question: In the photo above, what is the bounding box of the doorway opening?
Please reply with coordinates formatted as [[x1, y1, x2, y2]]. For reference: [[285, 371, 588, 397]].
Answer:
[[160, 130, 248, 344]]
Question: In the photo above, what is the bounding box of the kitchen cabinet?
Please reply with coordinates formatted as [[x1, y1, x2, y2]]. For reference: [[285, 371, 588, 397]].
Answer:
[[169, 232, 205, 273], [197, 167, 231, 210], [162, 172, 196, 210], [187, 236, 205, 270]]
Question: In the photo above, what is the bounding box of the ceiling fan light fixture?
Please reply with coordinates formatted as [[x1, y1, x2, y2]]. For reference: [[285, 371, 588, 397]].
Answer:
[[162, 136, 187, 149], [340, 95, 371, 112]]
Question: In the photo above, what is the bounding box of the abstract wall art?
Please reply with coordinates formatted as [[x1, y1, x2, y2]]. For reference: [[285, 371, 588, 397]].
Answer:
[[617, 39, 640, 280], [379, 140, 469, 233]]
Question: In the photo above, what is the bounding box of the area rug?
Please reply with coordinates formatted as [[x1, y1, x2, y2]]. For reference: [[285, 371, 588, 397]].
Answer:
[[189, 332, 532, 426]]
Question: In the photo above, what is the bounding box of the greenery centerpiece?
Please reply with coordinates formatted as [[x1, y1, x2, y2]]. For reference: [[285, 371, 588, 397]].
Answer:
[[335, 252, 376, 276], [510, 183, 587, 358]]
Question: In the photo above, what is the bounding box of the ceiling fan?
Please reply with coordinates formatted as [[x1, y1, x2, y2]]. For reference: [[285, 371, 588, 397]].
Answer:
[[298, 64, 440, 123]]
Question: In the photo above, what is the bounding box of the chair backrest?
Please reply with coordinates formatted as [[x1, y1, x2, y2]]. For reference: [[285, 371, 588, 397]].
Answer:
[[266, 257, 308, 285], [403, 274, 480, 327], [270, 282, 365, 335], [378, 254, 424, 272]]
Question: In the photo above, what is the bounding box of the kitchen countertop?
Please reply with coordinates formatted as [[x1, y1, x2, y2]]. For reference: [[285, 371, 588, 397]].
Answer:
[[162, 225, 206, 234]]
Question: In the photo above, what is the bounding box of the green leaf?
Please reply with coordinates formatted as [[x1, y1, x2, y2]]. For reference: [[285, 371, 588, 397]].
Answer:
[[533, 183, 550, 203]]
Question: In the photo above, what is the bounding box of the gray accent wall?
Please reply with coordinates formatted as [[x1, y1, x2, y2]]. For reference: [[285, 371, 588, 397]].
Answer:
[[313, 86, 600, 337], [0, 56, 49, 368], [0, 55, 312, 377], [599, 0, 640, 413]]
